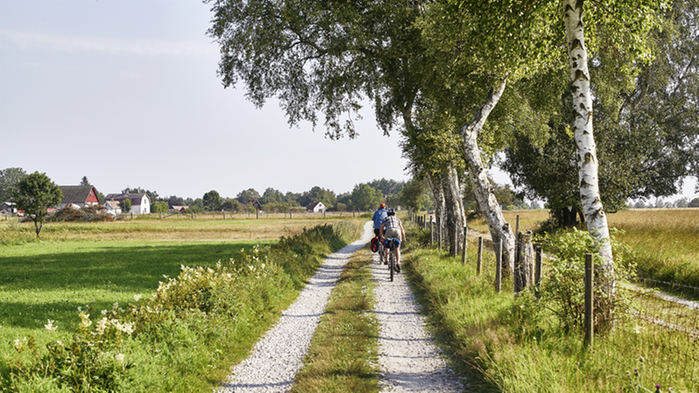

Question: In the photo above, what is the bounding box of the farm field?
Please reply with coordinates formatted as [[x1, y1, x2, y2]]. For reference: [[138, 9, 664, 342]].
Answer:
[[466, 208, 699, 290], [0, 217, 365, 357]]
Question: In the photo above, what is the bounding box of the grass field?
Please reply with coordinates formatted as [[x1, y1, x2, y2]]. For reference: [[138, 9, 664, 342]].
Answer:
[[1, 217, 364, 391], [0, 217, 364, 357], [465, 208, 699, 290]]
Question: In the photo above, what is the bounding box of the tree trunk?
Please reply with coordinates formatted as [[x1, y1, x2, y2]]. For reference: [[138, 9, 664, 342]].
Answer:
[[442, 165, 466, 256], [427, 173, 446, 248], [563, 0, 614, 297], [460, 77, 516, 271]]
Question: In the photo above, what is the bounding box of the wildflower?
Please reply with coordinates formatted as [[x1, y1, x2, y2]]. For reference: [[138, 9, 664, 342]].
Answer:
[[79, 312, 92, 329], [95, 317, 109, 334], [101, 309, 108, 316], [13, 337, 27, 351], [44, 319, 57, 332], [77, 306, 82, 312], [134, 294, 142, 302], [56, 340, 63, 346], [115, 353, 125, 365]]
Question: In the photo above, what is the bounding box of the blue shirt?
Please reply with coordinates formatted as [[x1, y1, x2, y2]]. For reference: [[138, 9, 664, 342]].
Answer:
[[372, 208, 388, 229]]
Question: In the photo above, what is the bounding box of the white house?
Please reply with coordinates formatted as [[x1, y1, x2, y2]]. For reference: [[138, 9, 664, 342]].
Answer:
[[103, 200, 122, 216], [104, 193, 151, 214], [307, 201, 326, 213]]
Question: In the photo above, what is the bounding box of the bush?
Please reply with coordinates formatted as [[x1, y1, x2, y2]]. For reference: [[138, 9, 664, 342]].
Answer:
[[48, 205, 114, 223], [535, 228, 634, 334]]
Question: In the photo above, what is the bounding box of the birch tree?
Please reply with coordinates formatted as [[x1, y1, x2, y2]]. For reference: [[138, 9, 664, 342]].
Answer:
[[560, 0, 667, 298]]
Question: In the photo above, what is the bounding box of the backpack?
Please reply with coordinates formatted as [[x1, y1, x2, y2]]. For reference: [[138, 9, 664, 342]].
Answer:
[[370, 236, 379, 253]]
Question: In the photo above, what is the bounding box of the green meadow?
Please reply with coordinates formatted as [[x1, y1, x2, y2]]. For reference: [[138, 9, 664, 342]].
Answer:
[[0, 239, 266, 351]]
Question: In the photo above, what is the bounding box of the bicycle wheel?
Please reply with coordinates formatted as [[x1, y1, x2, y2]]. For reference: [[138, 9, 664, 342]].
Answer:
[[389, 248, 394, 282]]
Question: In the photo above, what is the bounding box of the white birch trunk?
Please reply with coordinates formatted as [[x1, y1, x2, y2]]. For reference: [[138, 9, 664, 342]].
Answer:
[[562, 0, 615, 296], [460, 77, 516, 271], [442, 165, 466, 255]]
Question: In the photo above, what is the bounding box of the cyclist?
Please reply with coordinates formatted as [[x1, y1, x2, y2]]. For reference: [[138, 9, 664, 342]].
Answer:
[[372, 203, 388, 261], [380, 208, 406, 272]]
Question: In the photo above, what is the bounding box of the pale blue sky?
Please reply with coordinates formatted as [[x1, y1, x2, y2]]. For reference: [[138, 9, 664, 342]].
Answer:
[[0, 0, 411, 199], [1, 1, 695, 203]]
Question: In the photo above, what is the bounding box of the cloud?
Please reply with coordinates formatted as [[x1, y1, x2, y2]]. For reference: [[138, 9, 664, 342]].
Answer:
[[0, 30, 213, 57]]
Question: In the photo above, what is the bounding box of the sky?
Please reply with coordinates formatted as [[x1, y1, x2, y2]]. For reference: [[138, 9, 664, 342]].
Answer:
[[1, 1, 696, 203], [0, 0, 411, 200]]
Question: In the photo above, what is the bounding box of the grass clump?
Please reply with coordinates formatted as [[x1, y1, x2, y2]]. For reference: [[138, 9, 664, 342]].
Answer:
[[0, 222, 360, 392], [403, 224, 698, 393], [292, 247, 380, 392]]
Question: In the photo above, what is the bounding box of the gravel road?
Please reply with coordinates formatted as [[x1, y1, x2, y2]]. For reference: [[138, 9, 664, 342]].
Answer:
[[217, 221, 463, 392], [217, 221, 374, 392], [371, 251, 464, 392]]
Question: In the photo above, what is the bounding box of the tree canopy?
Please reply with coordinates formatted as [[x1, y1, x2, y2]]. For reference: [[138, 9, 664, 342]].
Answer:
[[13, 172, 63, 237], [0, 167, 27, 203]]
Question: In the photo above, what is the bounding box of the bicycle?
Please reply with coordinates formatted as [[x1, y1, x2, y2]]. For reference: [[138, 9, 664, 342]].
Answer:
[[384, 238, 400, 282], [378, 237, 386, 265]]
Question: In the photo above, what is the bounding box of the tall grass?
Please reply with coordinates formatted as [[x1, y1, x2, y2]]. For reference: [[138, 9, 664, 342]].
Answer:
[[608, 209, 699, 290], [0, 222, 361, 392], [403, 223, 698, 392]]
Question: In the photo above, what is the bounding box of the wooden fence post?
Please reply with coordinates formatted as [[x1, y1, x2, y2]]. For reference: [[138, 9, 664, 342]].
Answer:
[[535, 246, 542, 297], [585, 253, 594, 348], [430, 219, 434, 245], [514, 231, 534, 293], [496, 239, 502, 293], [159, 212, 162, 220], [453, 225, 458, 257], [477, 237, 483, 275], [462, 225, 468, 264]]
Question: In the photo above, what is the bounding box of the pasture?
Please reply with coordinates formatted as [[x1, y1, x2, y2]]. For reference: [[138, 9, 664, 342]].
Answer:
[[0, 216, 363, 356]]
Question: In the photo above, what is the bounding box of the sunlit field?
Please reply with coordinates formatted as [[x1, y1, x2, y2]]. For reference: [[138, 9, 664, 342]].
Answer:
[[0, 216, 366, 355], [462, 207, 699, 291]]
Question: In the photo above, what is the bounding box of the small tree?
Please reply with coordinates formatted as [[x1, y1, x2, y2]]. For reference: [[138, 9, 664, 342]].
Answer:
[[13, 172, 63, 237], [203, 190, 223, 211], [0, 167, 27, 202], [119, 198, 132, 214], [151, 201, 169, 213]]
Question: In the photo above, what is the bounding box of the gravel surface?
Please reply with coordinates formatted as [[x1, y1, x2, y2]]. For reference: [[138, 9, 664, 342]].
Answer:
[[217, 221, 374, 392], [371, 252, 464, 392]]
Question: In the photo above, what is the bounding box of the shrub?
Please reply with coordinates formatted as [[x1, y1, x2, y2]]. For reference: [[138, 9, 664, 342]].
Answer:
[[48, 205, 115, 223], [535, 228, 634, 334]]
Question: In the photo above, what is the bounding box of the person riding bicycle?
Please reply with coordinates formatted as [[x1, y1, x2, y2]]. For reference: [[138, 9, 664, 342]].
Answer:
[[380, 208, 406, 272], [372, 203, 389, 262], [372, 203, 388, 237]]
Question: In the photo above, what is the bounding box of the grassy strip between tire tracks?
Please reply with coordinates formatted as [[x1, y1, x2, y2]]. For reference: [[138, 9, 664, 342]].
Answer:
[[1, 222, 361, 392], [292, 246, 380, 393]]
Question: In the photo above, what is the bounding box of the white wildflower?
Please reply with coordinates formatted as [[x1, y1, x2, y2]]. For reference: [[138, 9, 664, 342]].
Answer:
[[115, 353, 125, 365], [96, 317, 109, 334], [44, 319, 57, 332], [101, 309, 108, 315], [133, 294, 142, 302], [79, 312, 92, 329]]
